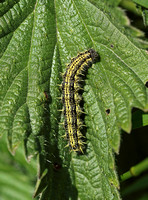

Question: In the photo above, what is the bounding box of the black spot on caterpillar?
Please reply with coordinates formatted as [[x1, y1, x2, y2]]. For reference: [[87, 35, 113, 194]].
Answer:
[[62, 49, 99, 153]]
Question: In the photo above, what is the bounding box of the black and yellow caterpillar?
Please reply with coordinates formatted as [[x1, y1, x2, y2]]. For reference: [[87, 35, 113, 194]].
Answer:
[[62, 49, 99, 153]]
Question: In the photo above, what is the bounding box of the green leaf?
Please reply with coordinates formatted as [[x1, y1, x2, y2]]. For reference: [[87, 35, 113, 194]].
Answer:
[[132, 0, 148, 8], [0, 0, 148, 200], [131, 0, 148, 26], [120, 0, 141, 15], [142, 9, 148, 26], [0, 135, 37, 200]]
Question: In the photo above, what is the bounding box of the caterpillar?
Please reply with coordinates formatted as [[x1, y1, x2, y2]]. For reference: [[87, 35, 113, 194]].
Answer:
[[62, 49, 99, 153]]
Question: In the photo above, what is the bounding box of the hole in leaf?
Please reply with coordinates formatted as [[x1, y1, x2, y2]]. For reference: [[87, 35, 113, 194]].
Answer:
[[53, 163, 62, 171], [105, 109, 110, 115], [145, 81, 148, 88]]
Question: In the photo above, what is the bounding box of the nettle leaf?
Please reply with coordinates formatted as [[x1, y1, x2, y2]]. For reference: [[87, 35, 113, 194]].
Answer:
[[132, 0, 148, 9], [0, 135, 37, 200], [0, 0, 148, 199]]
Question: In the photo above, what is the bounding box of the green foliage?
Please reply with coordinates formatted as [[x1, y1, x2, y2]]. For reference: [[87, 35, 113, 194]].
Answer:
[[142, 9, 148, 26], [131, 0, 148, 27], [132, 0, 148, 8], [0, 0, 148, 199], [0, 135, 37, 200]]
